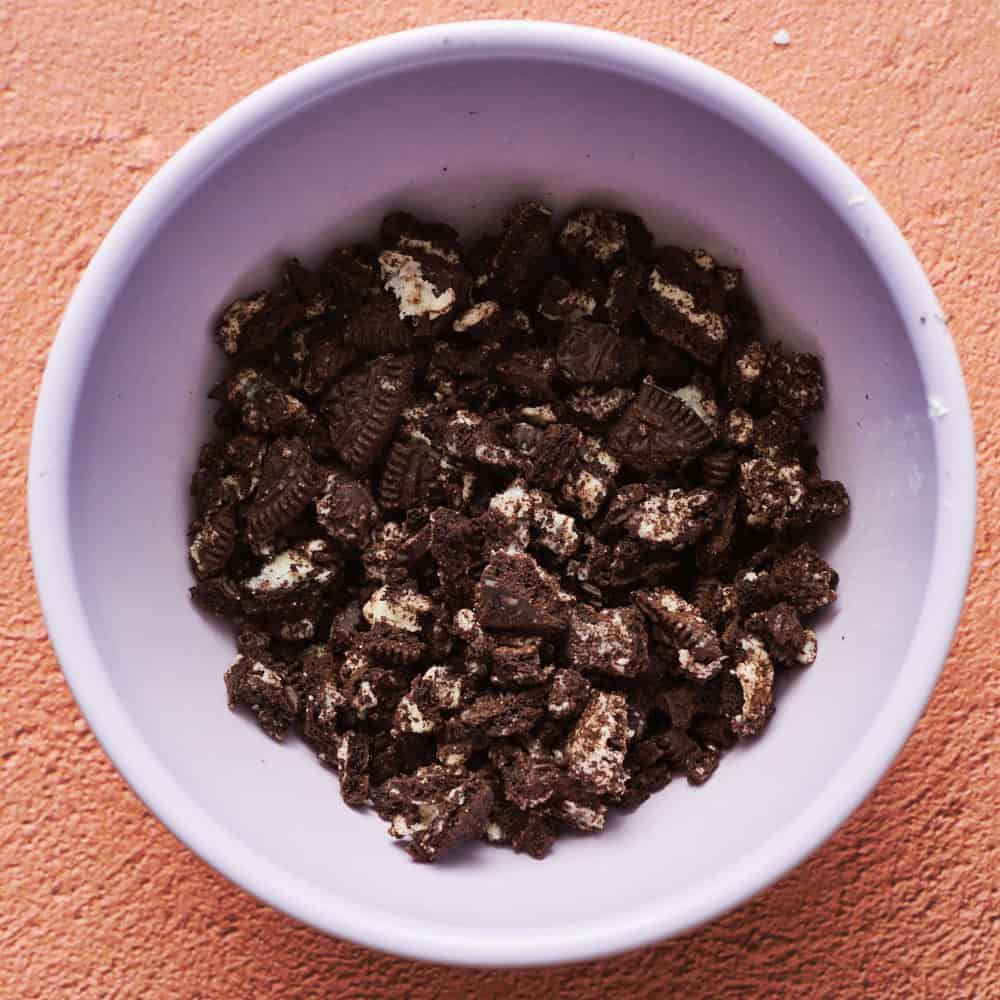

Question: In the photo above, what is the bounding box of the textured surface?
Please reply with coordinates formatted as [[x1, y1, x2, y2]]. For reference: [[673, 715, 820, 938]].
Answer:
[[3, 1, 998, 996]]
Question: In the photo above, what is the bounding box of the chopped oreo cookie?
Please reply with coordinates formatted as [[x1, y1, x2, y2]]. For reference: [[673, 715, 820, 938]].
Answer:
[[556, 321, 642, 386], [638, 246, 732, 364], [324, 354, 414, 474], [565, 691, 629, 798], [190, 202, 847, 861], [609, 378, 715, 471], [372, 765, 493, 862], [566, 605, 649, 677], [636, 588, 726, 681]]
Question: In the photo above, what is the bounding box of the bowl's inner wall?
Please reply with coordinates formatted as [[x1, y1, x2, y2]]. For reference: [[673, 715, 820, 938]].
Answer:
[[69, 55, 935, 930]]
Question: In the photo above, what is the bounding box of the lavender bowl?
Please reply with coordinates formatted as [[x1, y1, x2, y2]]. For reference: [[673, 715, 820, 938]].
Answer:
[[29, 21, 975, 966]]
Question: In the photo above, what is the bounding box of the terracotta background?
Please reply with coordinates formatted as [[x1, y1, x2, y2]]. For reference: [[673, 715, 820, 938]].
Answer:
[[3, 1, 998, 996]]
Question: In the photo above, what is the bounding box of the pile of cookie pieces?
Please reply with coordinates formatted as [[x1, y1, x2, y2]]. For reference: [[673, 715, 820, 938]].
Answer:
[[189, 203, 849, 862]]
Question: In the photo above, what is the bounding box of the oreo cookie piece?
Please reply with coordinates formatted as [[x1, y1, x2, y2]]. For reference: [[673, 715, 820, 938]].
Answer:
[[557, 207, 651, 273], [538, 276, 598, 322], [726, 635, 775, 738], [609, 379, 714, 471], [475, 549, 573, 636], [638, 247, 734, 364], [221, 369, 312, 436], [379, 438, 443, 511], [564, 691, 629, 798], [224, 650, 300, 741], [606, 260, 646, 328], [556, 320, 642, 386], [378, 244, 465, 327], [485, 201, 553, 301], [526, 424, 584, 491], [315, 470, 377, 548], [188, 505, 237, 580], [761, 344, 825, 417], [547, 669, 593, 720], [324, 353, 414, 474], [636, 588, 727, 682], [215, 284, 309, 358], [495, 350, 559, 401], [566, 604, 649, 677], [373, 765, 494, 862], [565, 386, 635, 424], [245, 436, 324, 547], [746, 602, 818, 668], [603, 484, 719, 551], [345, 287, 415, 354]]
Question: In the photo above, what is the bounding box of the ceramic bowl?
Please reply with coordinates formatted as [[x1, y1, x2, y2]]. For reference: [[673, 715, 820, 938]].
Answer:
[[30, 21, 975, 966]]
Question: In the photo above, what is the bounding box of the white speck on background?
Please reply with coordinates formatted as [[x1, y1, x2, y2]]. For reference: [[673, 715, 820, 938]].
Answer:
[[927, 395, 950, 419], [848, 195, 867, 206], [772, 28, 791, 46]]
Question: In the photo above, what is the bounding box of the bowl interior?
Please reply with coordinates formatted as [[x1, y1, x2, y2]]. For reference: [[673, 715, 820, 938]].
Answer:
[[60, 43, 940, 954]]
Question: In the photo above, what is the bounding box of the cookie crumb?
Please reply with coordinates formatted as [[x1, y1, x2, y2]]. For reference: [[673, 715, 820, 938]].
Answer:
[[927, 395, 950, 418]]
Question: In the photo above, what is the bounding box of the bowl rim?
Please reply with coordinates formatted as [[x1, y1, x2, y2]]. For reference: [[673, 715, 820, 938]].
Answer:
[[29, 20, 976, 967]]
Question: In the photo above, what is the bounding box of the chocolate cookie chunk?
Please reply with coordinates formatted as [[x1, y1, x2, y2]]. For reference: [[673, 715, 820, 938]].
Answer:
[[636, 589, 726, 682], [565, 386, 634, 424], [221, 369, 312, 436], [373, 765, 494, 862], [556, 321, 642, 386], [239, 539, 340, 627], [322, 244, 377, 294], [527, 424, 583, 491], [538, 276, 599, 322], [603, 484, 718, 551], [315, 470, 378, 548], [495, 350, 559, 401], [761, 345, 825, 417], [345, 287, 415, 354], [566, 604, 649, 678], [547, 668, 593, 720], [485, 201, 553, 300], [638, 246, 733, 364], [609, 379, 714, 471], [188, 505, 237, 580], [458, 691, 546, 739], [379, 438, 442, 511], [557, 207, 651, 274], [720, 635, 772, 737], [224, 651, 300, 741], [378, 244, 465, 328], [300, 337, 358, 397], [606, 260, 646, 328], [476, 549, 572, 636], [565, 691, 629, 798], [245, 437, 324, 546], [746, 602, 818, 667], [325, 353, 414, 474], [215, 281, 311, 358]]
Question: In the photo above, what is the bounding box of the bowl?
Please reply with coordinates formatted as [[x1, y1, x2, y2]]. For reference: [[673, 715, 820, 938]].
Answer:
[[29, 21, 975, 966]]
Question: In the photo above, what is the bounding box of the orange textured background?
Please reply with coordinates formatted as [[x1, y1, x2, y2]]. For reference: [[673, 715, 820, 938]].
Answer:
[[3, 2, 998, 996]]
